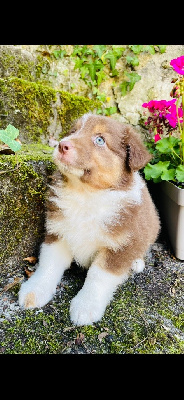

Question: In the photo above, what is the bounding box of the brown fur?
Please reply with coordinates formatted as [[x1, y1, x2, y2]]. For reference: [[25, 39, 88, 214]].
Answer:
[[48, 113, 160, 276]]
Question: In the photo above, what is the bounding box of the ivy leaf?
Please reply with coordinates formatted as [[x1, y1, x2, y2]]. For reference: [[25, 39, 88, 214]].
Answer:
[[53, 49, 66, 59], [145, 45, 155, 55], [104, 51, 117, 71], [112, 46, 125, 58], [96, 70, 107, 86], [157, 45, 166, 53], [74, 56, 84, 70], [110, 68, 119, 77], [120, 81, 129, 96], [124, 71, 141, 91], [104, 106, 117, 116], [86, 60, 103, 82], [79, 65, 89, 79], [126, 55, 139, 67], [175, 165, 184, 182], [0, 124, 21, 152], [86, 63, 96, 81], [128, 45, 144, 54], [93, 45, 106, 58], [104, 48, 124, 71]]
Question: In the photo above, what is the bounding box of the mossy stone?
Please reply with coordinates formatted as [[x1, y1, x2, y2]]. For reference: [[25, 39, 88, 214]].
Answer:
[[0, 77, 100, 144], [0, 144, 56, 274]]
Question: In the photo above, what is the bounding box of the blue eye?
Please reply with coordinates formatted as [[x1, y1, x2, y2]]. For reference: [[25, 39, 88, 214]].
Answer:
[[94, 136, 105, 146]]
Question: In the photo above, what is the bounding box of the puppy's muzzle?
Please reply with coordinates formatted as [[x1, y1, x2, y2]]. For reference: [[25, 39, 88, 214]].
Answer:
[[58, 140, 73, 155]]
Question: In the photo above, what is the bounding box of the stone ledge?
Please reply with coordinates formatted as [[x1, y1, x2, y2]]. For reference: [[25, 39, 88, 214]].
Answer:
[[0, 144, 55, 274]]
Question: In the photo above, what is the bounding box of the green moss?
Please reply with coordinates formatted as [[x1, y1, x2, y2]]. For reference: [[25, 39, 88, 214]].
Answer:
[[0, 77, 100, 143], [57, 90, 100, 136], [0, 47, 35, 82], [5, 77, 56, 142], [0, 144, 56, 273], [0, 265, 184, 354]]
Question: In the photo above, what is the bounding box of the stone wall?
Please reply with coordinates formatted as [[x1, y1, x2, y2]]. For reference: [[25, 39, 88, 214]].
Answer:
[[12, 44, 184, 131]]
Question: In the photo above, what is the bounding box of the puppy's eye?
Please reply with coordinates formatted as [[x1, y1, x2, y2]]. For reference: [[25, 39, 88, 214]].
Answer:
[[94, 136, 105, 146]]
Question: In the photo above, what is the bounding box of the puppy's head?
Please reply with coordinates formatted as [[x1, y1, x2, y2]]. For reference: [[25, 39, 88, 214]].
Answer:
[[53, 113, 151, 189]]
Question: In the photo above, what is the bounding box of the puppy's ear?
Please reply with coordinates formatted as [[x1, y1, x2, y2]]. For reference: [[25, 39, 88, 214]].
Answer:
[[125, 126, 152, 171]]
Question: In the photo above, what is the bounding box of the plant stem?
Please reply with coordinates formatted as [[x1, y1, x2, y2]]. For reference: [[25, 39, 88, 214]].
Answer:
[[176, 97, 183, 137], [182, 92, 184, 164], [171, 147, 183, 162], [176, 97, 184, 162]]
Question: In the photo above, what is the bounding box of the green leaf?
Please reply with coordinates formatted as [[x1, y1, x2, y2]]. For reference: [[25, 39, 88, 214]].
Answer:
[[128, 45, 144, 54], [161, 168, 175, 181], [124, 71, 141, 91], [72, 46, 83, 56], [6, 124, 19, 139], [96, 70, 107, 86], [157, 45, 166, 53], [79, 65, 89, 79], [112, 46, 125, 58], [93, 45, 107, 58], [175, 165, 184, 182], [156, 136, 180, 154], [144, 161, 171, 182], [110, 69, 119, 77], [0, 124, 21, 152], [53, 49, 66, 59], [126, 55, 139, 67], [145, 45, 155, 55], [104, 106, 117, 116], [86, 63, 96, 81], [74, 57, 84, 70], [120, 81, 128, 96], [104, 51, 117, 71]]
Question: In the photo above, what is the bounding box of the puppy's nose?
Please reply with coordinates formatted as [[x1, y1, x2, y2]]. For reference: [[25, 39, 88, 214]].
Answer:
[[58, 140, 73, 154]]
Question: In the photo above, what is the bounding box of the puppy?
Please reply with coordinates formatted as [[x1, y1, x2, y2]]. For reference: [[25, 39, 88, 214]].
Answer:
[[19, 113, 160, 325]]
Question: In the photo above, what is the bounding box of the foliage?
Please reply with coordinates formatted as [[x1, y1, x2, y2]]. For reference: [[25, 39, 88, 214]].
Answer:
[[50, 45, 166, 115], [142, 56, 184, 185], [0, 124, 21, 152]]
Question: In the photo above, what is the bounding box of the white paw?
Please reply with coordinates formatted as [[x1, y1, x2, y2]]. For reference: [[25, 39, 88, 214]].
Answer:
[[131, 258, 145, 273], [18, 278, 54, 309], [70, 290, 106, 326]]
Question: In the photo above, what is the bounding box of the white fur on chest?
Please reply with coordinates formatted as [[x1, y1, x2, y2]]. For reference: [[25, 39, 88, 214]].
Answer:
[[47, 172, 144, 267]]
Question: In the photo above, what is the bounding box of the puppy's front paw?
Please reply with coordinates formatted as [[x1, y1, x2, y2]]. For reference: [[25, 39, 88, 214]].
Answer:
[[19, 279, 54, 309], [70, 290, 106, 326]]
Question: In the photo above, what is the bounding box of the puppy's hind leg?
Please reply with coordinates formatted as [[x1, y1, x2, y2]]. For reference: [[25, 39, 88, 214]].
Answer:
[[19, 238, 73, 309]]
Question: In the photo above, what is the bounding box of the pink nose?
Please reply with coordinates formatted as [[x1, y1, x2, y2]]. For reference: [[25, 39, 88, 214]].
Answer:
[[58, 140, 73, 154]]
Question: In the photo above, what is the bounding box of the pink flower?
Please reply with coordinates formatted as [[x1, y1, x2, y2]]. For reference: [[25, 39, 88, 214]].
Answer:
[[142, 99, 176, 112], [166, 113, 177, 128], [166, 104, 183, 128], [170, 56, 184, 75], [154, 134, 161, 142]]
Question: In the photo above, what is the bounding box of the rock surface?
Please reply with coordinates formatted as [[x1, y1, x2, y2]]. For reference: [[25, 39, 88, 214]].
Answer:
[[0, 231, 184, 354]]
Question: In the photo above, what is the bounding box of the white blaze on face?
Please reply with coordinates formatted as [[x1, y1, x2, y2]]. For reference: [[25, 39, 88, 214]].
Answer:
[[63, 113, 92, 141]]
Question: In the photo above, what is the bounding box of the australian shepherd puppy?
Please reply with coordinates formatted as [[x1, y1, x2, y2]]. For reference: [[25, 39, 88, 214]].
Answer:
[[19, 113, 160, 325]]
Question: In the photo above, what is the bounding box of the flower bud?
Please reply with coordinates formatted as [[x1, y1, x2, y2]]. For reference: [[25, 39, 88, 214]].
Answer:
[[170, 84, 181, 98]]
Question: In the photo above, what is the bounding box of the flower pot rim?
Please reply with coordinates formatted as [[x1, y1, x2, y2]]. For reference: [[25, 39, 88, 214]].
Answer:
[[160, 180, 184, 206]]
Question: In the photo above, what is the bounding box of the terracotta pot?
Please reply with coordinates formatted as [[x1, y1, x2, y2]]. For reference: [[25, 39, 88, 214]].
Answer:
[[159, 181, 184, 260]]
